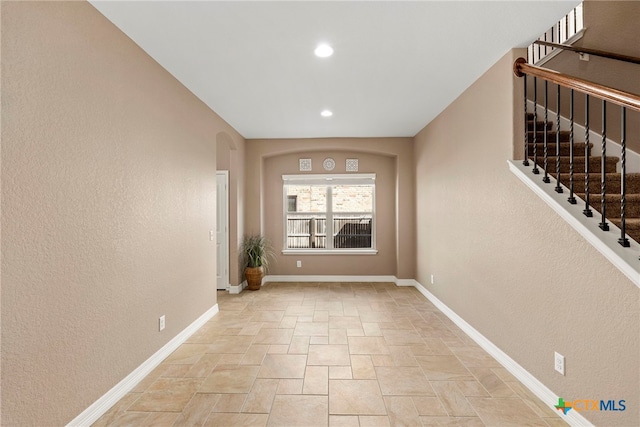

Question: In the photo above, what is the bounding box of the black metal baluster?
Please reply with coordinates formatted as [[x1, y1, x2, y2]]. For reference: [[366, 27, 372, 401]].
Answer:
[[555, 85, 563, 193], [533, 78, 540, 174], [537, 40, 541, 63], [599, 101, 609, 231], [543, 81, 550, 183], [583, 94, 593, 217], [558, 23, 561, 45], [523, 75, 529, 166], [619, 107, 630, 247], [568, 89, 577, 204]]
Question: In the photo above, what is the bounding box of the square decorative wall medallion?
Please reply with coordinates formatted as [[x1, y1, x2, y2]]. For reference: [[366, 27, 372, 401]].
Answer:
[[299, 158, 312, 171], [346, 158, 359, 172]]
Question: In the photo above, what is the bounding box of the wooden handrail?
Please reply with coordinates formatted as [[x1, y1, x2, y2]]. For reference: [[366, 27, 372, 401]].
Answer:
[[533, 40, 640, 65], [513, 58, 640, 112]]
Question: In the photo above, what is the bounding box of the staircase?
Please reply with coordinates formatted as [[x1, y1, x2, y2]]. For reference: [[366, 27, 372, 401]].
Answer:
[[526, 113, 640, 243]]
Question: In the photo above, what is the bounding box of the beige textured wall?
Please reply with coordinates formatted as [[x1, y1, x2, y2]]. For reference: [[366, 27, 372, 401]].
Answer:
[[414, 48, 639, 426], [217, 133, 246, 286], [532, 0, 640, 151], [245, 138, 415, 279], [565, 1, 640, 92], [1, 2, 243, 425], [537, 0, 640, 92], [264, 151, 396, 276]]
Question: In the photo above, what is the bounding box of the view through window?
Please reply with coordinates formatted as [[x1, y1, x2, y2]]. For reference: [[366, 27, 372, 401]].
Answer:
[[283, 174, 375, 251]]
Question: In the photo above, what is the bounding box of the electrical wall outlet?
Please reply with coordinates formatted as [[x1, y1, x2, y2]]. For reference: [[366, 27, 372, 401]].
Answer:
[[209, 230, 215, 241], [430, 274, 435, 285], [579, 52, 590, 61], [296, 260, 302, 268], [159, 315, 166, 332], [554, 352, 565, 375]]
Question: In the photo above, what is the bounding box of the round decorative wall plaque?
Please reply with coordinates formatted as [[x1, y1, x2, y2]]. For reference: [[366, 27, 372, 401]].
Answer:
[[323, 158, 336, 171]]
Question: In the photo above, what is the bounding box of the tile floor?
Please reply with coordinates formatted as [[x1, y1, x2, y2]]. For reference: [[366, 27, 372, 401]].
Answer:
[[94, 282, 567, 426]]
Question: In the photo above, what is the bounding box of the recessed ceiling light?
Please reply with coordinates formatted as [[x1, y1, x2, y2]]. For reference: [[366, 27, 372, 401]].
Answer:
[[314, 44, 334, 58], [321, 110, 333, 117]]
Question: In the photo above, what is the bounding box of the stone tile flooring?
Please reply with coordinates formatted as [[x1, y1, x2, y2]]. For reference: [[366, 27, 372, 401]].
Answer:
[[94, 282, 567, 426]]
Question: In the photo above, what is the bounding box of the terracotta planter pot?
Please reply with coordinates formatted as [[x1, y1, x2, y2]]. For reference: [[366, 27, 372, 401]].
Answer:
[[245, 266, 264, 291]]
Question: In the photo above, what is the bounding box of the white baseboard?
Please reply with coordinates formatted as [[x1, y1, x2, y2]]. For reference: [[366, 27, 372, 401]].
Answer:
[[228, 275, 413, 293], [395, 278, 419, 287], [67, 304, 219, 427], [264, 275, 398, 283], [229, 280, 247, 294], [412, 281, 594, 427], [67, 274, 594, 425]]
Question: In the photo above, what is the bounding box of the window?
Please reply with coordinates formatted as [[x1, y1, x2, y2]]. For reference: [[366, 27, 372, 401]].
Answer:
[[287, 195, 298, 212], [283, 174, 375, 253]]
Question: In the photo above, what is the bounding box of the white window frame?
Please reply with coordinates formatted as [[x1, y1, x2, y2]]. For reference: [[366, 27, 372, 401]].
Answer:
[[282, 174, 377, 255]]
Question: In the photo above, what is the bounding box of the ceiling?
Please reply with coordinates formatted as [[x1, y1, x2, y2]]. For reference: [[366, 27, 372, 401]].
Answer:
[[89, 1, 580, 139]]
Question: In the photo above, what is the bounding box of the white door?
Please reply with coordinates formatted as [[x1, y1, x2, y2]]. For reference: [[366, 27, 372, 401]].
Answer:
[[216, 171, 229, 290]]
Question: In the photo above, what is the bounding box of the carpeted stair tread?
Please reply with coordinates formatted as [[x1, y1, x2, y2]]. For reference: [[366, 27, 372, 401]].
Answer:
[[549, 173, 640, 194], [576, 193, 640, 218], [528, 130, 571, 142], [561, 175, 640, 194], [609, 218, 640, 228], [576, 193, 640, 202], [523, 110, 640, 244], [527, 120, 554, 130], [528, 142, 592, 156], [533, 156, 618, 173], [607, 218, 640, 242], [608, 218, 640, 243]]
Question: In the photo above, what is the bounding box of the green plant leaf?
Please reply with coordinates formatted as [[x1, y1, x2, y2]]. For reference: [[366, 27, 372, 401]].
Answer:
[[239, 234, 276, 272]]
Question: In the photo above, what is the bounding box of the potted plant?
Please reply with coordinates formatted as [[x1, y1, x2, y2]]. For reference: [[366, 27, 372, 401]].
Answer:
[[240, 234, 275, 291]]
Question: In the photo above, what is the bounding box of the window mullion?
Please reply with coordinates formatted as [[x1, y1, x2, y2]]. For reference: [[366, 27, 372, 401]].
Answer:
[[283, 184, 287, 250]]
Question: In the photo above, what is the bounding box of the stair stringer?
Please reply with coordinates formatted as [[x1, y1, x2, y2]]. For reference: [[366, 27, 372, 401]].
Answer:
[[528, 100, 640, 173], [508, 160, 640, 289]]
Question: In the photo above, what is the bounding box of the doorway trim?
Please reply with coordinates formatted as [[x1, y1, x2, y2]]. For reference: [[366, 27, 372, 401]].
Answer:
[[216, 170, 230, 290]]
